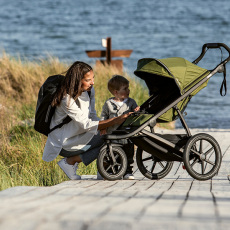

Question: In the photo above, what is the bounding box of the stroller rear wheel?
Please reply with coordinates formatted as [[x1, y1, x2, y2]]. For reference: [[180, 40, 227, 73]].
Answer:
[[183, 133, 222, 181], [97, 146, 128, 181], [136, 147, 174, 180]]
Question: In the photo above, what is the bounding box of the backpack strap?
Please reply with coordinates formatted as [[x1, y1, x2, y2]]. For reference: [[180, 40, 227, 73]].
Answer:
[[220, 64, 227, 96], [48, 91, 91, 134], [49, 115, 72, 133]]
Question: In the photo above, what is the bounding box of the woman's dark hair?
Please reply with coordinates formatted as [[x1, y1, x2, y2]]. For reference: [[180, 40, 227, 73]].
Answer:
[[52, 61, 92, 107]]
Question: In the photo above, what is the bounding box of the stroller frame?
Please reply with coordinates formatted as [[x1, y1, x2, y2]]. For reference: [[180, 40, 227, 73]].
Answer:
[[97, 43, 230, 181]]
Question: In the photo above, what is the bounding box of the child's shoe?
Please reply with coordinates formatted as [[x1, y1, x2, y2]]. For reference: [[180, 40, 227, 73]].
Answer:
[[58, 158, 81, 180], [123, 173, 135, 180]]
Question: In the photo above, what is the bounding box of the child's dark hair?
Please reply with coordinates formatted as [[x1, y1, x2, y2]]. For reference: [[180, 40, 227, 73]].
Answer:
[[108, 75, 129, 94]]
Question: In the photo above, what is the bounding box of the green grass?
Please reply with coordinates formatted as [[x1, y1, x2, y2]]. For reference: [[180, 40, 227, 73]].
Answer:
[[0, 107, 98, 191], [18, 103, 36, 120]]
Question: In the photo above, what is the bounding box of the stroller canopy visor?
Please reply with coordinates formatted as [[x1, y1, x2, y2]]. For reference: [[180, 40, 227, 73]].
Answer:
[[134, 57, 210, 95], [134, 57, 210, 122]]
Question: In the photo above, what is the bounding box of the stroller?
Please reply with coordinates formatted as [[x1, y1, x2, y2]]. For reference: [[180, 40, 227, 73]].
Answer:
[[97, 43, 229, 181]]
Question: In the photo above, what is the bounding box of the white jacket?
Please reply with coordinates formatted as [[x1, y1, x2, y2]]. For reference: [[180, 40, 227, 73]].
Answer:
[[42, 87, 100, 162]]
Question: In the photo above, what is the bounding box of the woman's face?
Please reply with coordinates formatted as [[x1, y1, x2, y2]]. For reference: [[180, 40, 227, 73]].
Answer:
[[81, 70, 94, 91]]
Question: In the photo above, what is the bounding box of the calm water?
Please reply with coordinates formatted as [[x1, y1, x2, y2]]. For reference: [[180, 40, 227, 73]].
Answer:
[[1, 0, 230, 128]]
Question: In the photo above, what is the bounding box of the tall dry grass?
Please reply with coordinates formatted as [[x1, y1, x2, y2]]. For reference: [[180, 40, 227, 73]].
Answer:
[[0, 53, 70, 190], [0, 52, 66, 102], [0, 53, 149, 191]]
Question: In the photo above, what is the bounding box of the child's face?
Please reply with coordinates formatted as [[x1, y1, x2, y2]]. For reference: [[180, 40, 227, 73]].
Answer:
[[114, 84, 130, 100]]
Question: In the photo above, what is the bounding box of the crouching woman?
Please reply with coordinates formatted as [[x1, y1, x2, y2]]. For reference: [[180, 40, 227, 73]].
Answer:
[[42, 61, 131, 180]]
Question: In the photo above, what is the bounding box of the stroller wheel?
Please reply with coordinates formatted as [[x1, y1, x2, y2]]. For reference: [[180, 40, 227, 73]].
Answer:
[[183, 133, 222, 181], [136, 147, 173, 180], [97, 146, 127, 181]]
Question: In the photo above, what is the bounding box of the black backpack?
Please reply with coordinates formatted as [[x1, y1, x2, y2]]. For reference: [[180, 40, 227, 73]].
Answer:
[[34, 75, 91, 136]]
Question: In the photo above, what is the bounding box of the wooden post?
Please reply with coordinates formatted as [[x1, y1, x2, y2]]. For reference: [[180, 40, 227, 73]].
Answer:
[[106, 37, 112, 65], [85, 37, 132, 71]]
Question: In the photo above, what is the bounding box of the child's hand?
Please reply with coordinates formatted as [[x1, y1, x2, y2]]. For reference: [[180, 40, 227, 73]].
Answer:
[[100, 129, 107, 135], [134, 106, 140, 112]]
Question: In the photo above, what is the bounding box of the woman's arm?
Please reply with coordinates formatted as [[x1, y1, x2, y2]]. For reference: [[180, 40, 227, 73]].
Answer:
[[60, 95, 99, 135], [97, 112, 132, 130], [60, 94, 132, 133]]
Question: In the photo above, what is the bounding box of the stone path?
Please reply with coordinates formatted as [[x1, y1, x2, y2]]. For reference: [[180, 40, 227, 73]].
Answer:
[[0, 128, 230, 230]]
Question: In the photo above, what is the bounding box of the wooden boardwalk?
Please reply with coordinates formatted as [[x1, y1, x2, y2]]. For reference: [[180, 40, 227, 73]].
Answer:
[[0, 128, 230, 230]]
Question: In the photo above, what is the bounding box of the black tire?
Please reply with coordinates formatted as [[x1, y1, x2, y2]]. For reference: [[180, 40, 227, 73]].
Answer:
[[136, 147, 174, 180], [183, 133, 222, 181], [97, 146, 127, 181]]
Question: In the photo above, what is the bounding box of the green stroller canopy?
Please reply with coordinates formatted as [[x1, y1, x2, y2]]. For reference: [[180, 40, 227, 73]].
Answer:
[[134, 57, 210, 122]]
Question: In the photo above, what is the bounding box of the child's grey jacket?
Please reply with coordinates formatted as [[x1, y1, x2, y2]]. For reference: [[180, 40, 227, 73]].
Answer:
[[100, 97, 138, 134]]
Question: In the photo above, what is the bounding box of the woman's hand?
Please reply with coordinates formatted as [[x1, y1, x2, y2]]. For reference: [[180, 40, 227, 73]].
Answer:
[[115, 112, 133, 124], [100, 129, 107, 135], [98, 112, 132, 130]]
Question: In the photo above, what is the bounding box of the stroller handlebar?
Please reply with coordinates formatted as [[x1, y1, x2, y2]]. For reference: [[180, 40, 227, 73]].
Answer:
[[193, 43, 230, 65]]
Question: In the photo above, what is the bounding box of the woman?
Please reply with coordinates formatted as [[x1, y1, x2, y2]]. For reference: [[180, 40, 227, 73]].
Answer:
[[42, 61, 131, 180]]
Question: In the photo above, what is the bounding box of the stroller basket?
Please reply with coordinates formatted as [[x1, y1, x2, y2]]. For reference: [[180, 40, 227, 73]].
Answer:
[[130, 133, 189, 162]]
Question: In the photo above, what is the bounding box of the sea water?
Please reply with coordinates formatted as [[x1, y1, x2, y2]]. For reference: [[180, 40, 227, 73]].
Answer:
[[0, 0, 230, 128]]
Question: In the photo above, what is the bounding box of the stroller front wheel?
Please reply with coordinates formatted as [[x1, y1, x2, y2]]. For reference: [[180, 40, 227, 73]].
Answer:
[[97, 146, 128, 181], [183, 133, 222, 181]]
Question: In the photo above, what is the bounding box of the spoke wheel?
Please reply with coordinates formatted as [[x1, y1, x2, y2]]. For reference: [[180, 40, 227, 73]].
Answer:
[[183, 133, 222, 181], [136, 148, 173, 180], [97, 146, 127, 181]]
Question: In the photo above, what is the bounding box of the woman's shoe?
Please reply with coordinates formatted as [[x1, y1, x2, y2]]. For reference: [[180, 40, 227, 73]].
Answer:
[[58, 158, 81, 180]]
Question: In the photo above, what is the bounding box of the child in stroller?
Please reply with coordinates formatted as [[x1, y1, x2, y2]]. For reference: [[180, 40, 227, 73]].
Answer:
[[99, 75, 140, 180], [97, 43, 229, 181]]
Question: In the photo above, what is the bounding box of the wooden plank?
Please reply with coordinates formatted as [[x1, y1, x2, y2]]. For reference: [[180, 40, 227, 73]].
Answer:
[[134, 180, 192, 224], [0, 129, 230, 230], [211, 145, 230, 222], [92, 179, 179, 229], [111, 50, 133, 57], [53, 180, 81, 187], [0, 186, 63, 204], [58, 189, 138, 229], [85, 50, 106, 58], [54, 180, 101, 188], [124, 180, 155, 190], [96, 60, 123, 71], [181, 180, 216, 219], [0, 186, 37, 198], [85, 50, 132, 58], [211, 179, 230, 222]]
